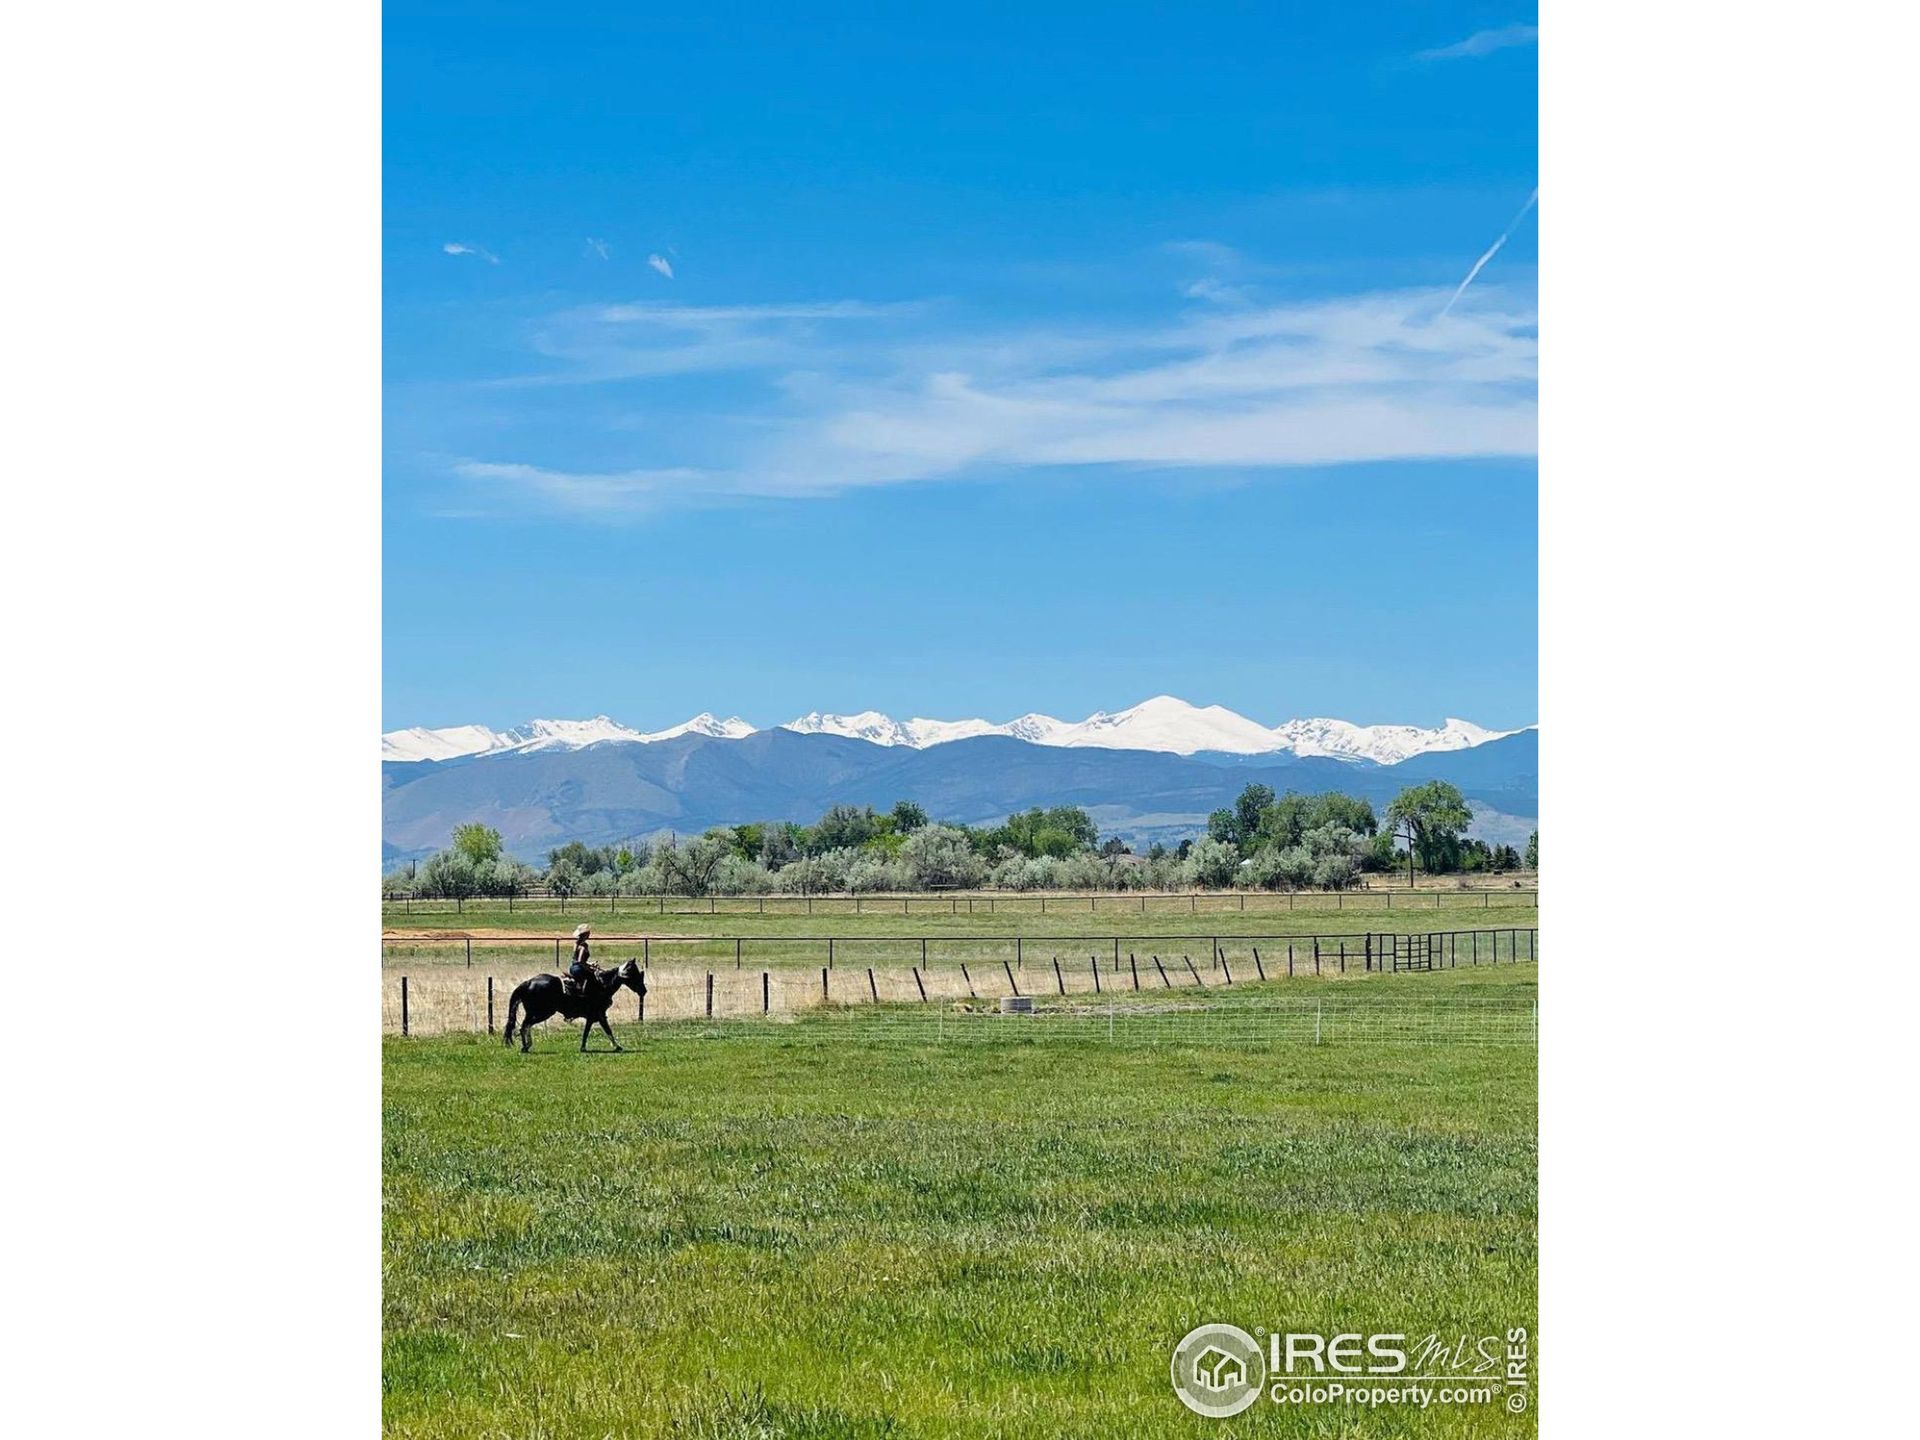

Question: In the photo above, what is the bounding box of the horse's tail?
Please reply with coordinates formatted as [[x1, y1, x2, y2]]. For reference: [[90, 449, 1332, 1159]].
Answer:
[[503, 982, 527, 1044]]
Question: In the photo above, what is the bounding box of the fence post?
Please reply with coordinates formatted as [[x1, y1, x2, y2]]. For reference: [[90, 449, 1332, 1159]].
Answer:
[[828, 937, 834, 969], [1313, 938, 1320, 976], [1052, 957, 1065, 995], [706, 972, 713, 1019], [1252, 947, 1266, 981], [913, 967, 927, 1003], [763, 971, 770, 1014], [922, 937, 928, 970], [486, 976, 494, 1033], [1091, 956, 1101, 994], [1183, 955, 1203, 986], [1017, 937, 1023, 972], [1130, 952, 1140, 990], [867, 968, 879, 1003], [821, 967, 829, 1003], [400, 976, 408, 1037], [1153, 955, 1170, 987], [1004, 960, 1020, 996], [465, 938, 472, 968], [961, 963, 975, 997], [735, 937, 742, 970], [1287, 943, 1294, 978], [1339, 940, 1345, 973], [638, 980, 645, 1024], [1220, 955, 1233, 985]]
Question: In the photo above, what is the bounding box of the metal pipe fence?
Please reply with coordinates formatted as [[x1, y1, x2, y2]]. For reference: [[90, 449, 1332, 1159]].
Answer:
[[380, 887, 1538, 919], [382, 927, 1538, 1035], [381, 926, 1539, 975]]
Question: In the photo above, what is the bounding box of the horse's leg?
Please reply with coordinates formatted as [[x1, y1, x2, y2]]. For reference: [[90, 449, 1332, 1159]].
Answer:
[[579, 1012, 592, 1051], [598, 1013, 622, 1052]]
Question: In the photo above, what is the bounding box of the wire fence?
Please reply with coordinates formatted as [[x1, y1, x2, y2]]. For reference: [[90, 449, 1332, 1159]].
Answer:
[[385, 991, 1537, 1048], [380, 886, 1538, 920], [382, 927, 1538, 1036], [382, 926, 1538, 975]]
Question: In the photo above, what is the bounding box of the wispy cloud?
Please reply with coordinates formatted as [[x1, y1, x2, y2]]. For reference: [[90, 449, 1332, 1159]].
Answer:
[[442, 242, 499, 264], [1441, 189, 1539, 315], [647, 253, 675, 279], [1416, 24, 1538, 62], [450, 278, 1536, 515], [584, 237, 610, 260]]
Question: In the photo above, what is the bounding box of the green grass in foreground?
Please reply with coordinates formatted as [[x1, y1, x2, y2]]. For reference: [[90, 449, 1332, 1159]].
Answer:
[[384, 967, 1536, 1437]]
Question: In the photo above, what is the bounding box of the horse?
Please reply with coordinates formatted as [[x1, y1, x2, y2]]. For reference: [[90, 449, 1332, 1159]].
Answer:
[[502, 958, 646, 1053]]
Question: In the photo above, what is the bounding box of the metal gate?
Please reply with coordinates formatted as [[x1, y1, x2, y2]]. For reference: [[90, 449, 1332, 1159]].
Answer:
[[1384, 932, 1435, 972]]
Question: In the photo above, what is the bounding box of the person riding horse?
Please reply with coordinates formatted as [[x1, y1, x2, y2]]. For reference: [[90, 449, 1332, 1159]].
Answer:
[[564, 923, 593, 997]]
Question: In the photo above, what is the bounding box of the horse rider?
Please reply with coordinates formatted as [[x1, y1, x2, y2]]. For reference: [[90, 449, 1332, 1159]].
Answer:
[[564, 923, 593, 997]]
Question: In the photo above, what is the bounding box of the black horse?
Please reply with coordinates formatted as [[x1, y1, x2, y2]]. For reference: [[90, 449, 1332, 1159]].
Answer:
[[502, 958, 646, 1053]]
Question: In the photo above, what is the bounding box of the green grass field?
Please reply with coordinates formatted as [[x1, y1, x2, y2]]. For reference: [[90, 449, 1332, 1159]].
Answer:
[[384, 965, 1537, 1437]]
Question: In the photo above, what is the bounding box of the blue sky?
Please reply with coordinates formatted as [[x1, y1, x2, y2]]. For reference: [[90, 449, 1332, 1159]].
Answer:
[[384, 2, 1537, 733]]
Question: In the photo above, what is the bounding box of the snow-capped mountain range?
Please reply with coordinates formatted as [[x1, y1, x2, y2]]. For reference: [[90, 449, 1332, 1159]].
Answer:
[[383, 696, 1530, 766]]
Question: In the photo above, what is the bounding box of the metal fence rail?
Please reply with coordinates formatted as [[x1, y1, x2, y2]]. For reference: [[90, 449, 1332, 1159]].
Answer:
[[381, 887, 1539, 918], [383, 927, 1539, 1036], [382, 926, 1540, 975]]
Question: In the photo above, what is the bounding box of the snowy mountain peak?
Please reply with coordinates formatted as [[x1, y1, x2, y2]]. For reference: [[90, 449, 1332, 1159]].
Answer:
[[1059, 695, 1283, 756], [386, 699, 1533, 765], [1269, 716, 1529, 765], [780, 711, 919, 746], [647, 713, 756, 742]]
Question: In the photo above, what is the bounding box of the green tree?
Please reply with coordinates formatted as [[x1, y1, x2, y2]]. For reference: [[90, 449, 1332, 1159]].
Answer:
[[813, 804, 880, 852], [1385, 781, 1474, 883], [545, 857, 581, 898], [1187, 836, 1240, 888], [1234, 784, 1275, 846], [653, 829, 736, 897], [890, 800, 929, 833], [1524, 830, 1539, 871], [450, 823, 503, 867], [901, 824, 987, 888]]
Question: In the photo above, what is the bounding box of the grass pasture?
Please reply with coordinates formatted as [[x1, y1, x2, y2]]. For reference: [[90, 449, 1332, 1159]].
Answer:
[[384, 965, 1538, 1437]]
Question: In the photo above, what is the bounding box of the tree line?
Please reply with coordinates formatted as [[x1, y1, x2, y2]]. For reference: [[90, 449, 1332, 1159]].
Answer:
[[384, 783, 1536, 900]]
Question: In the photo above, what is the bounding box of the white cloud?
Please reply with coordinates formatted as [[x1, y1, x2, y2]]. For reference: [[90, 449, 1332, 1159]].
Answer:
[[584, 237, 610, 260], [442, 242, 499, 264], [456, 461, 714, 513], [1416, 24, 1538, 61], [456, 282, 1536, 514], [646, 253, 674, 279]]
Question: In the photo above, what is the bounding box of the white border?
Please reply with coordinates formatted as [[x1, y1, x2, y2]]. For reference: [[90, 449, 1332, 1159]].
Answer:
[[5, 3, 379, 1433], [5, 4, 1915, 1434]]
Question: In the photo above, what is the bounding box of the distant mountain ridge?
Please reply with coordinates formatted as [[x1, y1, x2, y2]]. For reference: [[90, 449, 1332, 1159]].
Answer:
[[382, 725, 1539, 864], [385, 695, 1530, 766]]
